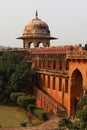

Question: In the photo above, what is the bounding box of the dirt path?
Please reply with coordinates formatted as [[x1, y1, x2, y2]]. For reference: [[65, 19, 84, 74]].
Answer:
[[0, 116, 59, 130]]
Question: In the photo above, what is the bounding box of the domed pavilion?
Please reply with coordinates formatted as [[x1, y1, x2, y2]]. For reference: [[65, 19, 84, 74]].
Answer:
[[17, 11, 57, 48]]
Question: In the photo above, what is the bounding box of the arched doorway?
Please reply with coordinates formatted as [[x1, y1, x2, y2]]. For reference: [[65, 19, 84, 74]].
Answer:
[[70, 69, 83, 115]]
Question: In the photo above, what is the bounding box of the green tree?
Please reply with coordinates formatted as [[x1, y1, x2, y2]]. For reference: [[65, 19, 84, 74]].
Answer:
[[75, 87, 87, 129], [0, 51, 36, 99], [58, 87, 87, 130]]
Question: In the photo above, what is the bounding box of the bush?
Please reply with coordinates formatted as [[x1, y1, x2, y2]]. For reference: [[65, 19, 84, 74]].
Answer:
[[58, 117, 72, 130], [10, 92, 26, 103], [76, 107, 87, 128], [0, 94, 4, 101], [71, 122, 80, 130], [78, 95, 87, 109], [27, 96, 36, 104], [58, 87, 87, 130], [27, 104, 36, 113], [33, 108, 47, 121], [17, 95, 36, 109], [20, 122, 27, 127]]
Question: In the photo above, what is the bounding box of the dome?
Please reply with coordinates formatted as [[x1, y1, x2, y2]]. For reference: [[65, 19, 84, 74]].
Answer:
[[17, 11, 57, 48], [23, 14, 50, 37]]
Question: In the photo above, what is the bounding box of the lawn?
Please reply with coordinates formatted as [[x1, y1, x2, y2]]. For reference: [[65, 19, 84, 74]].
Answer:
[[0, 104, 41, 128]]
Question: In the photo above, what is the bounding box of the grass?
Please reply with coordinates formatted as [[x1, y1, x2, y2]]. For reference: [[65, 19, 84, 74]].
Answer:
[[0, 104, 42, 128]]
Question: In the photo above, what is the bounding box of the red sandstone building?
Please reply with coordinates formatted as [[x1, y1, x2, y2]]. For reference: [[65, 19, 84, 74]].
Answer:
[[18, 12, 87, 116]]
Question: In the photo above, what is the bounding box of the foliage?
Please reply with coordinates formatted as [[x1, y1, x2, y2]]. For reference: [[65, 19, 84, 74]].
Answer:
[[58, 87, 87, 130], [10, 92, 26, 103], [17, 95, 36, 109], [58, 117, 72, 130], [83, 87, 87, 95], [17, 95, 29, 108], [33, 108, 48, 121], [27, 104, 36, 113], [71, 122, 80, 130], [20, 122, 27, 127], [78, 95, 87, 109], [27, 95, 36, 104], [76, 107, 87, 128], [0, 51, 36, 100], [59, 117, 80, 130]]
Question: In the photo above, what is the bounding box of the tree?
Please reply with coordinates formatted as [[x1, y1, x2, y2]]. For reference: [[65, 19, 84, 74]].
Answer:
[[0, 51, 36, 99], [58, 87, 87, 130], [75, 87, 87, 129]]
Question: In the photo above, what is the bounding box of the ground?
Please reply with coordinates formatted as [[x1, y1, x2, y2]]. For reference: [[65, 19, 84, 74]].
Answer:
[[0, 105, 41, 128], [0, 116, 58, 130], [0, 104, 58, 130]]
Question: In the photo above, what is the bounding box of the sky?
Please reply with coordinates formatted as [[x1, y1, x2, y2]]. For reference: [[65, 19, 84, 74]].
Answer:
[[0, 0, 87, 48]]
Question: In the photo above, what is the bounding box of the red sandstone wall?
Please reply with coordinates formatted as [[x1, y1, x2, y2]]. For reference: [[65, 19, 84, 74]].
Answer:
[[68, 61, 87, 115], [69, 61, 87, 86], [37, 74, 69, 115]]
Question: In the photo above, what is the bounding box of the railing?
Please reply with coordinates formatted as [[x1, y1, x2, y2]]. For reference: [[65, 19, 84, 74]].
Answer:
[[33, 86, 67, 115]]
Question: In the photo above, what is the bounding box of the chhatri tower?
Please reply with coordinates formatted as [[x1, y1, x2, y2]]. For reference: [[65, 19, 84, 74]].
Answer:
[[17, 11, 57, 48]]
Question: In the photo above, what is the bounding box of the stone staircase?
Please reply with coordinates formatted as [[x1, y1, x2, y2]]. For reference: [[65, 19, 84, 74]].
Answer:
[[33, 86, 67, 117]]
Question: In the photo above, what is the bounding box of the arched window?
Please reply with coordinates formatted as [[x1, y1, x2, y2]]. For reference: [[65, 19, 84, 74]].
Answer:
[[30, 43, 34, 48], [38, 43, 43, 48]]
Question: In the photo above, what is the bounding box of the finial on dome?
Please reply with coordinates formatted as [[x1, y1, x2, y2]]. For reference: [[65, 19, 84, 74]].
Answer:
[[35, 10, 38, 18]]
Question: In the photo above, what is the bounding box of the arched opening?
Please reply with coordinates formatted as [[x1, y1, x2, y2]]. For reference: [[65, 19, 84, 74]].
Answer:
[[70, 69, 83, 115], [30, 43, 34, 49], [38, 43, 43, 48]]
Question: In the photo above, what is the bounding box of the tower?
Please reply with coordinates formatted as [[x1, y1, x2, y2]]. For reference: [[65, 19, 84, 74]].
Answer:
[[17, 11, 57, 48]]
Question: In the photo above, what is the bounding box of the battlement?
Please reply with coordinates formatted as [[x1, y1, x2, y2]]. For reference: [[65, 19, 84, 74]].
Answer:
[[31, 46, 68, 55]]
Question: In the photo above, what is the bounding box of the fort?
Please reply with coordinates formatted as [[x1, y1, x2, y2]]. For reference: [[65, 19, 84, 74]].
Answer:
[[17, 11, 87, 116]]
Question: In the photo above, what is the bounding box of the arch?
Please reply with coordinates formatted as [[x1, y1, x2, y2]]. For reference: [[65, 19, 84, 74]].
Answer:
[[37, 41, 50, 47], [38, 43, 44, 48], [70, 68, 83, 115], [30, 42, 34, 48]]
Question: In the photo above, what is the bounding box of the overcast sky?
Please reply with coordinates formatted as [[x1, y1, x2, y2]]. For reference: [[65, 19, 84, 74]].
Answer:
[[0, 0, 87, 47]]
